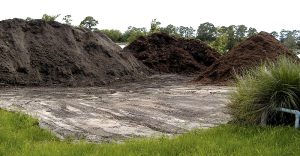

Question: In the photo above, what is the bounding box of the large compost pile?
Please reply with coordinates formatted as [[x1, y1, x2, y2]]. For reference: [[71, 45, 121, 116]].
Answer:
[[0, 19, 148, 86]]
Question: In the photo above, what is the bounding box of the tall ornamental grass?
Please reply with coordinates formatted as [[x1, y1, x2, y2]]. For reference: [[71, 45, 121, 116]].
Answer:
[[229, 57, 300, 125]]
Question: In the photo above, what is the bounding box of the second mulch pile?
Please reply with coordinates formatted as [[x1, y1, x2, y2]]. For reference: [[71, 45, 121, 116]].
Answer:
[[196, 32, 299, 84], [124, 33, 220, 74]]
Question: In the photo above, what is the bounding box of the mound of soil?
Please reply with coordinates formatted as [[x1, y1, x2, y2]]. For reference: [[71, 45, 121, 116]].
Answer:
[[123, 33, 220, 74], [197, 32, 298, 84], [0, 19, 149, 86]]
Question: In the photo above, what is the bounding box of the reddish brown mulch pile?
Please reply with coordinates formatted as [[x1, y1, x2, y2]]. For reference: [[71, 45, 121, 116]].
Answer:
[[0, 19, 149, 86], [123, 33, 220, 74], [196, 32, 298, 84]]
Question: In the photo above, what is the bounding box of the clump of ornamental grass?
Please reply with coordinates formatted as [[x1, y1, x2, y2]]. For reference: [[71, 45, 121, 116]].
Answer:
[[229, 56, 300, 125]]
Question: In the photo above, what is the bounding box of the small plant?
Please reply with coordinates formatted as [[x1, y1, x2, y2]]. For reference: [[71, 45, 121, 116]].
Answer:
[[229, 56, 300, 125], [42, 14, 60, 22]]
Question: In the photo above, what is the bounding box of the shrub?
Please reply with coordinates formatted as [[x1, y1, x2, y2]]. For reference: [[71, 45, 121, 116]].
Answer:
[[99, 29, 122, 42], [42, 14, 60, 22], [229, 56, 300, 125]]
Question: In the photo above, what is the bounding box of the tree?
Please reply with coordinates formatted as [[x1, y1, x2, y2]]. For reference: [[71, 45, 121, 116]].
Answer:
[[209, 33, 229, 54], [281, 30, 299, 49], [178, 26, 195, 38], [218, 26, 228, 34], [160, 24, 179, 37], [99, 29, 122, 42], [150, 19, 161, 33], [226, 25, 237, 50], [270, 31, 279, 39], [42, 14, 60, 22], [80, 16, 99, 30], [279, 29, 289, 42], [62, 15, 72, 25], [186, 26, 195, 38], [284, 34, 297, 49], [294, 30, 300, 49], [247, 27, 258, 37], [122, 26, 147, 43], [235, 25, 247, 41], [279, 30, 300, 50], [196, 22, 217, 42], [209, 26, 229, 54]]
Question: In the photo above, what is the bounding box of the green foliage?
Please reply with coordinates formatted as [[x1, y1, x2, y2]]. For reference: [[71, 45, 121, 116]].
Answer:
[[178, 26, 195, 38], [196, 22, 217, 42], [122, 26, 147, 43], [235, 25, 248, 42], [79, 16, 99, 30], [150, 18, 161, 33], [284, 35, 298, 49], [208, 25, 238, 54], [209, 25, 258, 52], [62, 15, 72, 25], [247, 27, 258, 37], [159, 24, 179, 37], [1, 109, 300, 156], [229, 57, 300, 125], [209, 32, 229, 54], [159, 25, 195, 38], [280, 30, 291, 42], [196, 22, 252, 53], [279, 30, 300, 50], [42, 14, 60, 22], [270, 31, 279, 39], [226, 25, 237, 50], [100, 29, 122, 42], [0, 109, 58, 155]]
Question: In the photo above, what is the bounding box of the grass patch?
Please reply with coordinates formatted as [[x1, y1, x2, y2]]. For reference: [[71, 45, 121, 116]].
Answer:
[[0, 109, 300, 155], [229, 57, 300, 125]]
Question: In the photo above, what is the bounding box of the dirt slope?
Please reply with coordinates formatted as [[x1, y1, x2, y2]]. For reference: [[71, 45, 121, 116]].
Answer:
[[0, 18, 149, 86], [197, 32, 298, 84], [124, 33, 220, 74]]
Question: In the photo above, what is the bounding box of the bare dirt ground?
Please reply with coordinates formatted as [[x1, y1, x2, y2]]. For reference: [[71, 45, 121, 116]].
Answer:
[[0, 74, 232, 142]]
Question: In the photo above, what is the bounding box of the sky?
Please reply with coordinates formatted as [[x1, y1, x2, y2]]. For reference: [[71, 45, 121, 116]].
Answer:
[[1, 0, 299, 33]]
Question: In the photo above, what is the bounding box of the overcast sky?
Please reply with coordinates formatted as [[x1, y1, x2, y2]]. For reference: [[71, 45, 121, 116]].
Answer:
[[1, 0, 299, 32]]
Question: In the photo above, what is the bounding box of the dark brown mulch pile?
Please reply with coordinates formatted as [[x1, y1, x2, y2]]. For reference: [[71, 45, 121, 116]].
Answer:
[[124, 33, 220, 74], [196, 32, 298, 84]]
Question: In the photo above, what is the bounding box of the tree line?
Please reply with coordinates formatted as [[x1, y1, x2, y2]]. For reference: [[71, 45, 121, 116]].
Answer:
[[98, 19, 300, 54], [27, 15, 300, 54]]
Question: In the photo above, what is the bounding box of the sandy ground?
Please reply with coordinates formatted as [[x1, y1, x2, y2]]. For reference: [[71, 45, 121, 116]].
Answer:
[[0, 75, 232, 142]]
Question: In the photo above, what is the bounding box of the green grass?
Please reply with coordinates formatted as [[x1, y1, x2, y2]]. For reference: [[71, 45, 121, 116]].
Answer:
[[1, 109, 300, 155], [229, 57, 300, 125]]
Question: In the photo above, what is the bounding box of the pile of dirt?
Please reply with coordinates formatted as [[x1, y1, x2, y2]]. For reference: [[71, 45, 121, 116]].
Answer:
[[123, 33, 220, 74], [0, 18, 149, 86], [197, 32, 298, 84]]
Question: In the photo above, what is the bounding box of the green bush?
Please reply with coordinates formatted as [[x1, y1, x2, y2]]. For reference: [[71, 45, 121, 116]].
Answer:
[[99, 29, 122, 42], [229, 56, 300, 125], [42, 14, 60, 22]]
